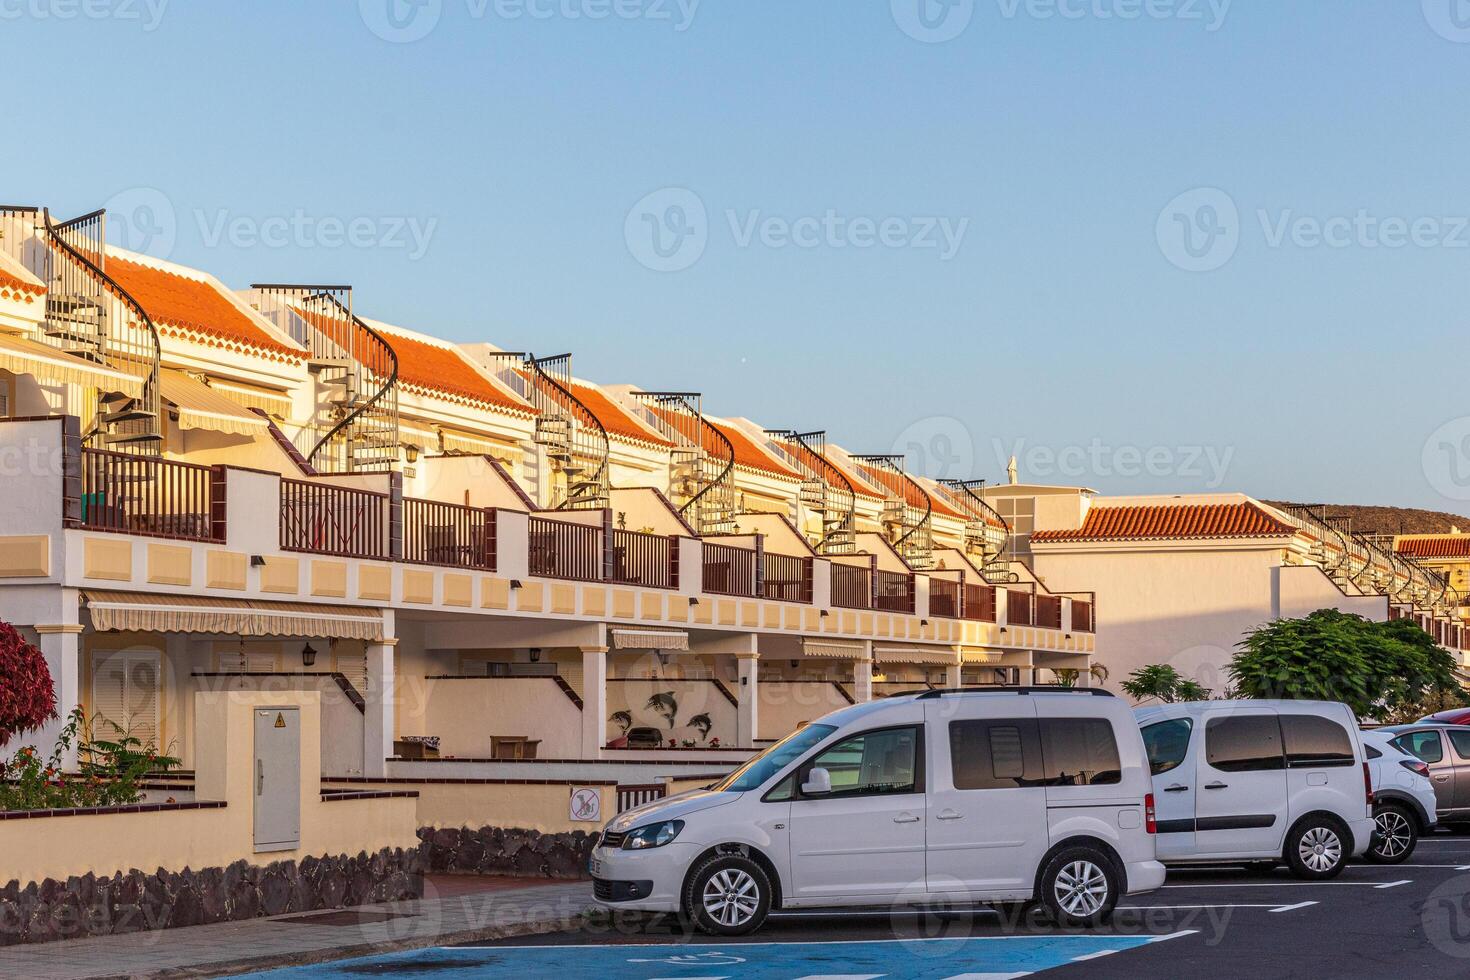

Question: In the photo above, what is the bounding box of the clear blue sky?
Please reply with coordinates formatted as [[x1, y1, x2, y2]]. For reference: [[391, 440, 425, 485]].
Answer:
[[10, 1, 1470, 513]]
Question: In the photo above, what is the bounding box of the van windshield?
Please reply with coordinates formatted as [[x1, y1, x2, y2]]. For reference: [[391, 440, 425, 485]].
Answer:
[[712, 724, 837, 793]]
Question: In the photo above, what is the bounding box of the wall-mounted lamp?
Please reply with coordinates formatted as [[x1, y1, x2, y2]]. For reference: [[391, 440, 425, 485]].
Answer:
[[404, 444, 420, 464], [740, 675, 748, 686], [250, 555, 266, 567], [689, 597, 699, 606], [301, 642, 318, 667], [510, 580, 524, 590], [790, 660, 799, 669], [921, 619, 930, 627], [1065, 634, 1072, 640], [999, 626, 1008, 635], [529, 648, 542, 663], [819, 609, 830, 618]]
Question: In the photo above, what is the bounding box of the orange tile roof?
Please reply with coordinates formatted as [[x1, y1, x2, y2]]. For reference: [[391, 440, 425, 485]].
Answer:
[[1397, 536, 1470, 559], [0, 268, 43, 304], [1032, 501, 1296, 543], [107, 258, 301, 360], [708, 420, 800, 479], [856, 463, 964, 518], [568, 382, 670, 446]]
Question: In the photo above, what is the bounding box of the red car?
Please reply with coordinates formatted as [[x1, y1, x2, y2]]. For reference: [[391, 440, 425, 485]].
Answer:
[[1420, 708, 1470, 726]]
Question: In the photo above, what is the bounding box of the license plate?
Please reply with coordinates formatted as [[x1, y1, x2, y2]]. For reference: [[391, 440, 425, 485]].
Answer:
[[588, 856, 604, 877]]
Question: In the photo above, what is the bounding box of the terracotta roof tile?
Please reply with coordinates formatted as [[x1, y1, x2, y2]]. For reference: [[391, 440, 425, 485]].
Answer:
[[567, 382, 670, 446], [1397, 537, 1470, 559], [0, 268, 43, 303], [857, 464, 964, 518], [707, 420, 799, 479], [1032, 501, 1296, 543], [107, 258, 301, 360]]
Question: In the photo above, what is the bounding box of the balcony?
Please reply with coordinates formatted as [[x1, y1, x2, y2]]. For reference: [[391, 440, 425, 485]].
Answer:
[[1007, 590, 1034, 626], [611, 528, 678, 589], [874, 570, 915, 614], [929, 577, 961, 618], [762, 552, 813, 604], [79, 447, 221, 543], [528, 515, 604, 582], [702, 541, 757, 597], [1072, 599, 1094, 633], [963, 582, 997, 622], [1036, 594, 1063, 630], [831, 562, 872, 610]]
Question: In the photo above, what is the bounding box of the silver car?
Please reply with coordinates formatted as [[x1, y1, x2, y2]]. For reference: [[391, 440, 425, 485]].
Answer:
[[1378, 723, 1470, 826]]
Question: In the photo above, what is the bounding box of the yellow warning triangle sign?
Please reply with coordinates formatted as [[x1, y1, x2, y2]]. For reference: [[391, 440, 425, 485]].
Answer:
[[274, 713, 286, 728]]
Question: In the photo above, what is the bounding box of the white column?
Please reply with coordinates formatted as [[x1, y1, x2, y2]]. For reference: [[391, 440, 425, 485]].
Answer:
[[34, 624, 83, 770], [363, 637, 398, 778], [581, 645, 608, 758], [945, 661, 962, 690], [736, 652, 760, 747], [853, 645, 874, 704]]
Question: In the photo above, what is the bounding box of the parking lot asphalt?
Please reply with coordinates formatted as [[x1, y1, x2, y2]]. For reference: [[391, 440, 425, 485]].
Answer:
[[244, 831, 1470, 979]]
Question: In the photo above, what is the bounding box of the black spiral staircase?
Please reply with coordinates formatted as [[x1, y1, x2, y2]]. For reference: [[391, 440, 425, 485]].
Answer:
[[765, 429, 857, 555], [940, 478, 1017, 584], [631, 391, 736, 533], [488, 352, 609, 510], [852, 454, 934, 569]]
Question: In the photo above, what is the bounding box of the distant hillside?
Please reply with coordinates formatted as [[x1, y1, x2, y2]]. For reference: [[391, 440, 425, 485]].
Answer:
[[1265, 502, 1470, 537]]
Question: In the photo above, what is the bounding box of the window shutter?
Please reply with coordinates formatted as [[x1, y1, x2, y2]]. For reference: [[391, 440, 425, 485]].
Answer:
[[92, 651, 161, 749]]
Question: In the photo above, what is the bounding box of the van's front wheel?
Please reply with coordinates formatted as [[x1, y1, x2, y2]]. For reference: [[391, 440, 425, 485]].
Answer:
[[1038, 847, 1119, 928], [683, 853, 772, 936]]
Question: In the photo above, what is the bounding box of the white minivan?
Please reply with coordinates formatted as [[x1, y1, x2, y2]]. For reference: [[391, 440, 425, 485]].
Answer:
[[1135, 700, 1375, 879], [591, 688, 1166, 935]]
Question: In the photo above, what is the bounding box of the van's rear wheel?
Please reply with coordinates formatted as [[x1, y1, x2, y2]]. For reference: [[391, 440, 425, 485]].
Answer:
[[683, 853, 771, 936], [1284, 816, 1349, 879], [1038, 846, 1118, 927]]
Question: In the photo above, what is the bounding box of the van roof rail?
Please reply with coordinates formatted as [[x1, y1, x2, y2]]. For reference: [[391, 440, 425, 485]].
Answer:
[[914, 687, 1115, 699]]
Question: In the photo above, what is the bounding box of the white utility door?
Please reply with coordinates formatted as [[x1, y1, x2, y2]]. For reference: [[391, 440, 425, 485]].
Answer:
[[1194, 709, 1288, 857], [924, 699, 1048, 896], [253, 707, 301, 853], [787, 724, 926, 901]]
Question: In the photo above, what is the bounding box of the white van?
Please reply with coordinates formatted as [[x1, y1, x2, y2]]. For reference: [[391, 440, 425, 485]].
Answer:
[[590, 688, 1165, 935], [1135, 700, 1375, 878]]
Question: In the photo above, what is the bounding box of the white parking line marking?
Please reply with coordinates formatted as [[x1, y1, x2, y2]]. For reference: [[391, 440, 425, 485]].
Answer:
[[1071, 949, 1118, 962], [1374, 879, 1411, 889], [1162, 881, 1410, 888], [1269, 902, 1319, 913], [941, 974, 1030, 979], [1122, 904, 1295, 910], [1146, 930, 1201, 943], [1388, 864, 1470, 868]]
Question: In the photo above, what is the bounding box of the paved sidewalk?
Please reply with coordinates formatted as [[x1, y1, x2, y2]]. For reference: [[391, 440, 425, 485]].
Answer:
[[0, 876, 594, 980]]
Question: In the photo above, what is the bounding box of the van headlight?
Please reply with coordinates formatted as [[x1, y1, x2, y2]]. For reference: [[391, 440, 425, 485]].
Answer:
[[623, 820, 684, 849]]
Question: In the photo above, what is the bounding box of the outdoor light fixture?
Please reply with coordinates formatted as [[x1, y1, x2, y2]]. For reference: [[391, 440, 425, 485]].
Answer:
[[689, 597, 699, 606], [921, 619, 930, 627], [404, 445, 420, 464], [820, 609, 829, 618], [301, 643, 318, 667], [529, 648, 541, 662], [510, 580, 524, 590], [999, 626, 1008, 634], [250, 555, 266, 567]]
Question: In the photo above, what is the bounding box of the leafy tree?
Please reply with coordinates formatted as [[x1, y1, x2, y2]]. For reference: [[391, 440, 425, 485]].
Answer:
[[0, 622, 56, 747], [1120, 664, 1212, 703], [1230, 609, 1465, 719], [1054, 663, 1110, 689]]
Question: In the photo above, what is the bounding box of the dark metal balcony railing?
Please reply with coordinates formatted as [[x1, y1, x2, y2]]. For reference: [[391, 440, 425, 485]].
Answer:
[[1007, 590, 1034, 626], [929, 578, 962, 618], [403, 498, 496, 571], [831, 562, 872, 610], [703, 541, 757, 597], [610, 529, 678, 589], [1072, 599, 1094, 633], [874, 570, 915, 614], [528, 516, 603, 582], [762, 553, 813, 604], [80, 448, 219, 542], [963, 582, 997, 622], [1036, 594, 1063, 630], [281, 479, 392, 560]]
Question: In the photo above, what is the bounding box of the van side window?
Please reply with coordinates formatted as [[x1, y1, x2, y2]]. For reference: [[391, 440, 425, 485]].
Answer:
[[1038, 718, 1122, 786], [805, 726, 920, 797], [1141, 719, 1193, 776], [1279, 714, 1355, 768], [1205, 715, 1284, 772], [948, 719, 1043, 790], [1394, 731, 1445, 763]]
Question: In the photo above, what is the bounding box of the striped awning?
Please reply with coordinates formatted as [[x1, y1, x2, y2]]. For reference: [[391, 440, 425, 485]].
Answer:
[[196, 379, 293, 420], [0, 331, 145, 397], [801, 640, 869, 660], [83, 591, 383, 641], [160, 370, 268, 436], [960, 646, 1002, 665], [611, 628, 689, 651], [438, 428, 518, 461], [874, 645, 958, 666]]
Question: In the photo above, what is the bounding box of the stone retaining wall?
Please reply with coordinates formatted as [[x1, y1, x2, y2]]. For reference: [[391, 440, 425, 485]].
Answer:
[[418, 826, 595, 879], [0, 847, 423, 947]]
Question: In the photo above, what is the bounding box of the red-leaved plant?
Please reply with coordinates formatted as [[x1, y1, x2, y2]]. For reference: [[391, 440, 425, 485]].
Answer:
[[0, 621, 56, 748]]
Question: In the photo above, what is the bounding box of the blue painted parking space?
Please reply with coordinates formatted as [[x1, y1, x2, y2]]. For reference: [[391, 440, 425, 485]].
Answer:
[[249, 932, 1191, 979]]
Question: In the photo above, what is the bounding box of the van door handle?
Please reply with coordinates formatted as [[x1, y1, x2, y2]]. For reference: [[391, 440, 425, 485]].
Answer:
[[936, 809, 963, 821], [1204, 782, 1228, 790], [1163, 784, 1189, 793], [1435, 774, 1451, 782], [893, 813, 921, 824]]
